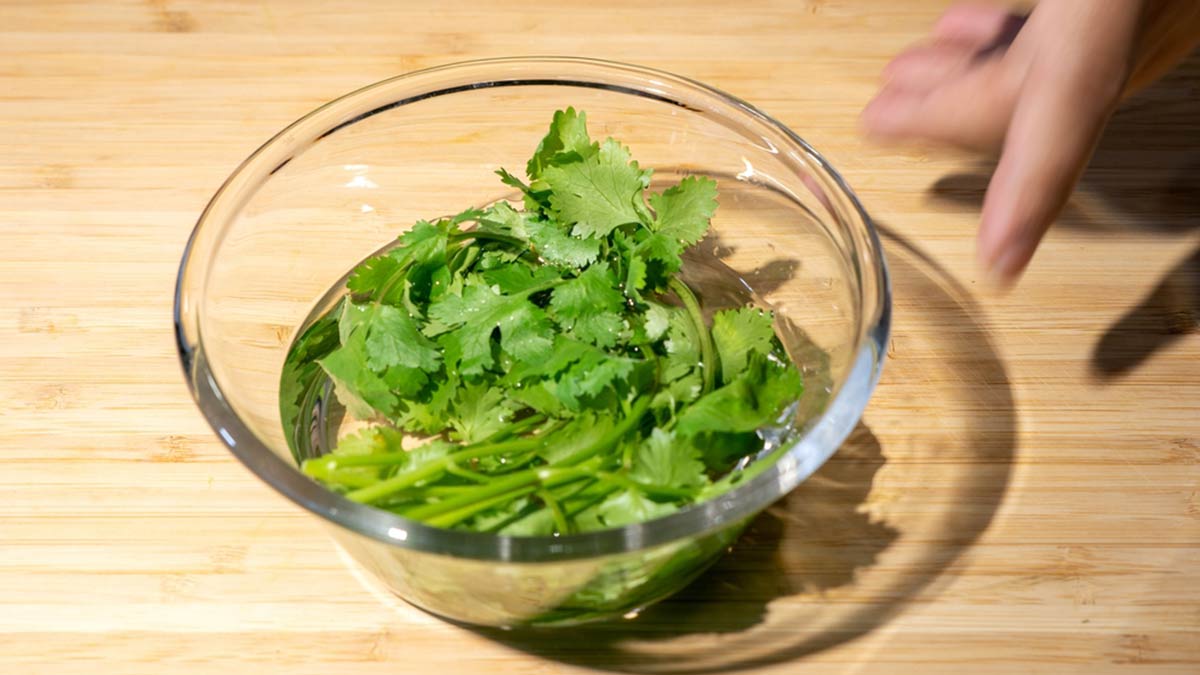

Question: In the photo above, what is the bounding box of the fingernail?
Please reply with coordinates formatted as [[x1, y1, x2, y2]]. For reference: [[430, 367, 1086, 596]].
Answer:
[[982, 246, 1027, 287]]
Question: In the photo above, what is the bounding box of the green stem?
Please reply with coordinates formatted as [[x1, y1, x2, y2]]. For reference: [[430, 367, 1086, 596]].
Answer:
[[482, 414, 548, 443], [562, 482, 621, 518], [633, 197, 655, 229], [539, 489, 571, 534], [300, 462, 381, 489], [308, 452, 410, 469], [668, 277, 718, 394], [425, 486, 540, 529], [423, 485, 482, 497], [550, 394, 652, 467], [445, 462, 491, 484], [477, 476, 594, 534], [416, 464, 595, 527], [595, 471, 696, 499], [447, 243, 479, 276], [448, 230, 526, 248], [374, 259, 411, 306], [344, 435, 546, 504]]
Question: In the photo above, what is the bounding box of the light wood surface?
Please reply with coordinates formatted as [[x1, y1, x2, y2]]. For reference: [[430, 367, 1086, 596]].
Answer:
[[2, 1, 1197, 673]]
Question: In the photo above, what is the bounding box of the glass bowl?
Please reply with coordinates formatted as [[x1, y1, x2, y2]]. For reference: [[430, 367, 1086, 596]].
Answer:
[[174, 56, 890, 627]]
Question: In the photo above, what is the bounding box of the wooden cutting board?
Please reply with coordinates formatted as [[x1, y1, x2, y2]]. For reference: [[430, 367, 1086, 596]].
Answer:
[[1, 1, 1197, 673]]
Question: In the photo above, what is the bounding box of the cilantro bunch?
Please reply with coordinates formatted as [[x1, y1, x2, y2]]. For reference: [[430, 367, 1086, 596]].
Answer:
[[291, 108, 803, 535]]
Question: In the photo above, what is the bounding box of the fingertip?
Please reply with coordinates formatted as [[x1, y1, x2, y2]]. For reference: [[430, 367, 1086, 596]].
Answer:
[[861, 88, 918, 139], [979, 240, 1033, 288], [976, 194, 1041, 286]]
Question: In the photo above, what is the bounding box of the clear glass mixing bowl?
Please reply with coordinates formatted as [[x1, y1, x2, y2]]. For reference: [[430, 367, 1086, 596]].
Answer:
[[174, 57, 890, 627]]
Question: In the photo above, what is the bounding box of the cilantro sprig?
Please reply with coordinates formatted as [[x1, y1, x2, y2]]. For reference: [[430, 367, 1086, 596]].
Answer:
[[283, 108, 803, 535]]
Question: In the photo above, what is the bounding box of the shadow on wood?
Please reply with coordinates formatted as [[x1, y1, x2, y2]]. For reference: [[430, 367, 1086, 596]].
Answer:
[[474, 225, 1017, 673], [1091, 244, 1200, 379]]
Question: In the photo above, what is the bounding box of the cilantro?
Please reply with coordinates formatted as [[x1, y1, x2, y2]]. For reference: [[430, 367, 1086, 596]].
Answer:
[[675, 352, 802, 438], [447, 382, 519, 443], [362, 305, 441, 372], [526, 218, 601, 268], [543, 139, 647, 240], [711, 307, 776, 382], [427, 279, 555, 374], [629, 429, 708, 490], [642, 303, 671, 343], [648, 176, 718, 248], [575, 489, 678, 530], [549, 263, 626, 348], [283, 107, 806, 543], [526, 107, 597, 179]]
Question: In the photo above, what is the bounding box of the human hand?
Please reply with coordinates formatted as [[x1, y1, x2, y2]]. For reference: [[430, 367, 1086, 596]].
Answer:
[[863, 1, 1200, 283]]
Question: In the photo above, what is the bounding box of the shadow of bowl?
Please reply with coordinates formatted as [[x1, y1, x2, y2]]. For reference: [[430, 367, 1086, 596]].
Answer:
[[473, 225, 1018, 672]]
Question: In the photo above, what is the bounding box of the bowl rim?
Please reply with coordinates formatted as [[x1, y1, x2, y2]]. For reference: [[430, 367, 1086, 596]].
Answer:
[[174, 55, 892, 562]]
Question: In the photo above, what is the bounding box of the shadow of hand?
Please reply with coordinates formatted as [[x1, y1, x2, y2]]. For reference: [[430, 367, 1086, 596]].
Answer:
[[1092, 245, 1200, 378]]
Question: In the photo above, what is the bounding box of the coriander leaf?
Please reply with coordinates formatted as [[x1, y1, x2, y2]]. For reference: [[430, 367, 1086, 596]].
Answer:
[[346, 253, 404, 303], [550, 262, 626, 348], [648, 176, 718, 247], [675, 352, 802, 437], [447, 382, 519, 443], [319, 332, 399, 419], [632, 176, 718, 287], [334, 425, 405, 456], [496, 167, 530, 192], [637, 231, 685, 284], [346, 220, 450, 311], [651, 370, 702, 412], [629, 428, 708, 490], [478, 204, 600, 268], [572, 313, 627, 350], [526, 218, 600, 268], [474, 248, 523, 272], [397, 219, 450, 263], [497, 302, 555, 363], [337, 298, 366, 345], [450, 207, 487, 225], [643, 302, 670, 342], [690, 430, 763, 473], [543, 139, 646, 240], [498, 168, 552, 212], [575, 489, 678, 530], [527, 107, 597, 179], [379, 362, 431, 400], [711, 307, 775, 384], [537, 412, 614, 464], [408, 438, 454, 466], [556, 349, 638, 410], [502, 335, 594, 383], [363, 304, 442, 373], [397, 376, 456, 434], [625, 254, 648, 299], [662, 306, 700, 382], [480, 263, 560, 294], [477, 201, 531, 240], [428, 280, 555, 372], [510, 380, 567, 417]]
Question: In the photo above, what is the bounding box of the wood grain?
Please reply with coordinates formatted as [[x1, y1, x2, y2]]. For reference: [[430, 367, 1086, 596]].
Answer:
[[1, 1, 1197, 673]]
